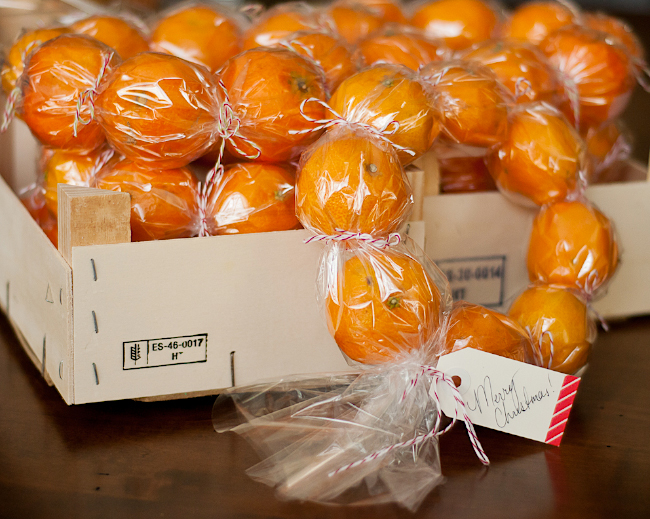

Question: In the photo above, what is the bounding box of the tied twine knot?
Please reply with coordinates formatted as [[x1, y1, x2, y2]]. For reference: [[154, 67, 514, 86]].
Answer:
[[514, 77, 533, 101], [197, 80, 262, 237], [288, 98, 416, 157], [304, 229, 402, 249], [73, 52, 114, 138], [328, 366, 489, 478]]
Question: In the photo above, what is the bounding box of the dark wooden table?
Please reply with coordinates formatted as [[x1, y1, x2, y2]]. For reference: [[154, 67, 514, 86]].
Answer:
[[1, 310, 650, 519]]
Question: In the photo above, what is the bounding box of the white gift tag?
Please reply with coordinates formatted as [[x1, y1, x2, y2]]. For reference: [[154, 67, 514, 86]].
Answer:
[[435, 349, 580, 446]]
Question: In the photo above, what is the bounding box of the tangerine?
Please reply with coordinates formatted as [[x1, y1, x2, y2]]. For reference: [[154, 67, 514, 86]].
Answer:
[[242, 2, 329, 50], [461, 40, 563, 105], [42, 146, 111, 216], [275, 30, 358, 94], [438, 151, 496, 193], [325, 244, 443, 364], [1, 26, 71, 94], [20, 34, 120, 151], [583, 120, 632, 182], [71, 15, 150, 60], [539, 25, 636, 129], [328, 2, 385, 45], [527, 200, 619, 296], [93, 158, 200, 241], [503, 1, 575, 45], [351, 0, 407, 24], [420, 61, 513, 148], [355, 24, 446, 71], [207, 163, 300, 235], [296, 125, 411, 235], [329, 63, 440, 164], [150, 4, 241, 72], [95, 52, 219, 169], [583, 12, 645, 65], [509, 284, 596, 374], [487, 102, 584, 206], [410, 0, 500, 51], [443, 302, 532, 362], [20, 184, 58, 247], [218, 48, 327, 162]]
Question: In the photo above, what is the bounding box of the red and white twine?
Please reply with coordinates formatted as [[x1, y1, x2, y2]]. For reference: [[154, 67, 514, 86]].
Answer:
[[288, 98, 416, 157], [304, 229, 402, 249], [1, 86, 21, 133], [328, 366, 489, 478], [73, 52, 114, 137]]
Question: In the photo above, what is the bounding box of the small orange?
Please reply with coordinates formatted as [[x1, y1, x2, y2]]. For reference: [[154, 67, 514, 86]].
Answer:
[[461, 40, 563, 105], [527, 200, 619, 296], [93, 158, 200, 241], [583, 120, 632, 182], [509, 284, 596, 374], [330, 63, 440, 164], [355, 24, 446, 71], [206, 163, 300, 235], [503, 1, 575, 45], [583, 12, 645, 65], [539, 25, 636, 129], [71, 15, 150, 60], [150, 4, 241, 72], [296, 125, 411, 235], [410, 0, 500, 51], [20, 34, 120, 152], [42, 147, 112, 216], [443, 302, 532, 362], [328, 1, 384, 45], [218, 48, 327, 163], [351, 0, 407, 24], [487, 102, 584, 206], [1, 26, 71, 94], [20, 184, 58, 247], [95, 52, 219, 169], [242, 2, 329, 50], [438, 151, 496, 193], [420, 61, 513, 148], [325, 244, 443, 364], [274, 30, 358, 94]]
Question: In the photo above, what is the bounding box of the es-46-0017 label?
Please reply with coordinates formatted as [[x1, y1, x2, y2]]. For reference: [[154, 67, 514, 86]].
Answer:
[[123, 334, 207, 370], [436, 256, 506, 307]]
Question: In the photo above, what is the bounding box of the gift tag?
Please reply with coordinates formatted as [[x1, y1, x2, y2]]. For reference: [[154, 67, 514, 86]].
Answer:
[[435, 349, 580, 446]]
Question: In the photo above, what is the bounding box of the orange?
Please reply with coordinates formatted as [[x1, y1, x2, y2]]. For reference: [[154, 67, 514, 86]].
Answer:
[[96, 52, 218, 169], [218, 48, 327, 163], [487, 102, 584, 206], [275, 30, 358, 94], [351, 0, 407, 24], [325, 245, 443, 364], [410, 0, 500, 51], [242, 2, 328, 50], [420, 61, 513, 148], [329, 63, 440, 164], [583, 120, 632, 182], [503, 1, 575, 45], [71, 15, 150, 60], [438, 152, 496, 193], [20, 184, 58, 247], [443, 302, 532, 362], [207, 163, 300, 235], [1, 26, 71, 94], [583, 12, 645, 64], [327, 1, 384, 45], [93, 158, 200, 241], [42, 147, 111, 216], [355, 24, 445, 71], [20, 34, 120, 152], [296, 125, 411, 235], [527, 200, 619, 296], [150, 4, 241, 72], [509, 285, 595, 374], [461, 40, 563, 105], [539, 25, 636, 129]]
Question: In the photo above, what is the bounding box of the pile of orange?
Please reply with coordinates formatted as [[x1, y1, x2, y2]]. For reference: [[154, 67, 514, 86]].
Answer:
[[2, 0, 640, 375]]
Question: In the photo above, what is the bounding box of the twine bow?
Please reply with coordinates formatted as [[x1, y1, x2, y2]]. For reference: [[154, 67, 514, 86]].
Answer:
[[73, 52, 114, 137], [304, 229, 402, 249], [197, 80, 262, 237], [328, 366, 489, 478], [288, 98, 416, 157]]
